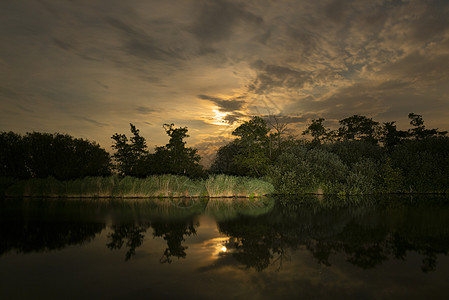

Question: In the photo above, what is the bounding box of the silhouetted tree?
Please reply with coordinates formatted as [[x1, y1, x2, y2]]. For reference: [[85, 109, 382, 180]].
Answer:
[[380, 121, 408, 150], [337, 115, 380, 144], [209, 140, 247, 175], [408, 113, 447, 140], [266, 115, 288, 157], [1, 131, 110, 180], [302, 118, 330, 143], [0, 132, 29, 178], [152, 124, 203, 176], [111, 123, 149, 177]]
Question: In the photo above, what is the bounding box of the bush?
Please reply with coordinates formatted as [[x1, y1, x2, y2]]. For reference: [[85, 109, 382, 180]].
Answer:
[[391, 137, 449, 192], [345, 158, 381, 195], [269, 145, 347, 194]]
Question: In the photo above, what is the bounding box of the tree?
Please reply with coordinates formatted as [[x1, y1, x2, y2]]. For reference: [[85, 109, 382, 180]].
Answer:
[[209, 141, 247, 175], [408, 113, 447, 140], [380, 121, 408, 150], [1, 131, 110, 180], [337, 115, 380, 144], [232, 116, 270, 145], [153, 124, 203, 176], [0, 132, 30, 179], [111, 123, 149, 177], [266, 115, 288, 157], [231, 116, 270, 177], [302, 118, 329, 143]]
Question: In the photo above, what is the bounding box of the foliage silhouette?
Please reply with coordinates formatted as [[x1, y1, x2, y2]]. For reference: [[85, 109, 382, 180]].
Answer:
[[152, 124, 203, 177], [0, 131, 110, 180], [111, 123, 149, 177], [152, 220, 198, 264]]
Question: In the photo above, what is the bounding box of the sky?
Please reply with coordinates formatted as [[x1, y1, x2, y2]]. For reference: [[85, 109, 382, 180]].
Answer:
[[1, 0, 449, 164]]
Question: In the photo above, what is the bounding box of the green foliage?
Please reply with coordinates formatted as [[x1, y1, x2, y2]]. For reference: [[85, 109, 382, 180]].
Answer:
[[212, 117, 272, 177], [224, 116, 271, 177], [345, 158, 381, 195], [232, 116, 269, 143], [209, 141, 247, 176], [379, 157, 404, 193], [269, 145, 347, 194], [233, 146, 270, 177], [302, 118, 328, 143], [390, 137, 449, 192], [327, 140, 384, 166]]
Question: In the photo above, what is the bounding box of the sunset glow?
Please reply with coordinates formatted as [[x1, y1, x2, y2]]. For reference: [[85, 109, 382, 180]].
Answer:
[[212, 109, 230, 126], [1, 0, 448, 154]]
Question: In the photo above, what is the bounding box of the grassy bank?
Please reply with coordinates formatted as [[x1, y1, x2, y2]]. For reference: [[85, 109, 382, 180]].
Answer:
[[4, 174, 274, 198]]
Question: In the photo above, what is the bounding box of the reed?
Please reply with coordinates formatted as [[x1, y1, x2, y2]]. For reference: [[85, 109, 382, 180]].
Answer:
[[4, 174, 274, 199], [205, 174, 274, 198]]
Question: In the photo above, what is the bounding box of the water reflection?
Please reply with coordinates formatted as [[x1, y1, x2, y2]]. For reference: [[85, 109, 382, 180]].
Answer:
[[152, 220, 198, 263], [1, 195, 449, 273], [217, 195, 449, 272], [107, 222, 151, 261]]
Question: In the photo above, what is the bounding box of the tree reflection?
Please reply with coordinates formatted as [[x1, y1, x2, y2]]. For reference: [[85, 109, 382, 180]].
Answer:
[[107, 223, 151, 261], [105, 219, 199, 262], [152, 220, 198, 264], [217, 196, 449, 272]]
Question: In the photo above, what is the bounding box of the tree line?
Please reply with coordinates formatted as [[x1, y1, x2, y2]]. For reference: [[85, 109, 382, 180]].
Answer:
[[211, 113, 449, 194], [0, 123, 203, 180], [0, 132, 110, 180], [1, 113, 449, 194]]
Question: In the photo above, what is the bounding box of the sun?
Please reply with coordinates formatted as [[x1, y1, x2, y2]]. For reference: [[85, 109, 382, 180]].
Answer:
[[212, 109, 229, 126]]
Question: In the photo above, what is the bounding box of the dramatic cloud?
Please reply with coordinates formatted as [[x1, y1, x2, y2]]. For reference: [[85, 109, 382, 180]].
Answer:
[[191, 0, 263, 44], [198, 94, 246, 112], [1, 0, 449, 156], [248, 60, 311, 94]]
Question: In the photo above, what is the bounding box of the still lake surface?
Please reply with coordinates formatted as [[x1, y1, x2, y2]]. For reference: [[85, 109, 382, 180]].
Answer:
[[1, 195, 449, 299]]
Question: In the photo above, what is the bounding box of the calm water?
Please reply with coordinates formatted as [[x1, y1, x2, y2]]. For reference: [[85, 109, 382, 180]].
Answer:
[[1, 196, 449, 300]]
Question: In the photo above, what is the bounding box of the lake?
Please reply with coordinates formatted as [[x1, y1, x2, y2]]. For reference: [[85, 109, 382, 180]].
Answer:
[[1, 195, 449, 299]]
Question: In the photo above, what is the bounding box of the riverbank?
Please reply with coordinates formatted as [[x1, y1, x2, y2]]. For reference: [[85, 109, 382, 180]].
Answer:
[[2, 174, 274, 199]]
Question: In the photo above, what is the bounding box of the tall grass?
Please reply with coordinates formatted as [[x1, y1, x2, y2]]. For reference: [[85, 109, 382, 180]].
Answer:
[[205, 174, 274, 198], [5, 174, 274, 199]]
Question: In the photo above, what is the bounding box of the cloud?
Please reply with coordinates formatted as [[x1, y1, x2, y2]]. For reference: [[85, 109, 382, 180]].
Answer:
[[248, 60, 311, 94], [261, 114, 308, 125], [105, 17, 185, 62], [52, 38, 74, 51], [1, 0, 449, 152], [191, 0, 263, 44], [198, 94, 246, 112], [136, 106, 157, 115], [73, 116, 108, 127], [223, 113, 245, 124]]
